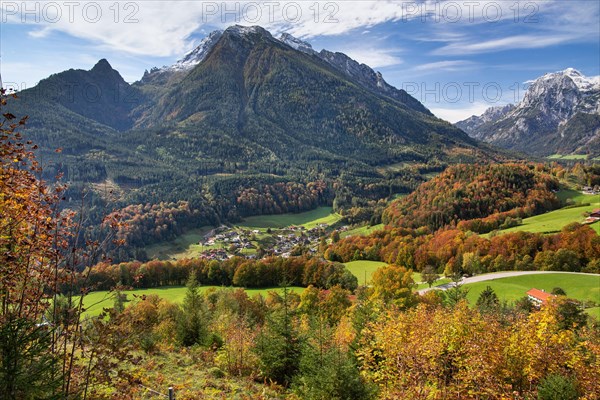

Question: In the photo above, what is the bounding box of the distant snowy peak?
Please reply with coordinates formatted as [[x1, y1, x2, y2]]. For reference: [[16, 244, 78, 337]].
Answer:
[[278, 33, 316, 55], [455, 67, 600, 156], [170, 30, 223, 71], [530, 68, 600, 92], [517, 68, 599, 117], [481, 104, 516, 121]]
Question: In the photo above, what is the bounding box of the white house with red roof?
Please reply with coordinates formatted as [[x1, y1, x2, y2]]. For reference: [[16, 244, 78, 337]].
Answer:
[[526, 288, 555, 307]]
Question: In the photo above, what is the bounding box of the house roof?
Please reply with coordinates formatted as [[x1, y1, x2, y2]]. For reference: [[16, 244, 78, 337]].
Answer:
[[526, 288, 554, 302]]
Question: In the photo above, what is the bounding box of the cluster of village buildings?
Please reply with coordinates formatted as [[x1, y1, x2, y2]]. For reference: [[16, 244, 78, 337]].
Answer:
[[196, 223, 349, 261]]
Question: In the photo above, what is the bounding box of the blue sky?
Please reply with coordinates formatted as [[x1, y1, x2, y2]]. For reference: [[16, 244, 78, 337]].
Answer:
[[1, 0, 599, 122]]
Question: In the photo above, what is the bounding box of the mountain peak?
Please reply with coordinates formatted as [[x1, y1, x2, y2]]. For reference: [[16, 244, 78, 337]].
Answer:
[[533, 67, 600, 92], [143, 25, 428, 115], [170, 30, 223, 71], [456, 67, 600, 156], [162, 26, 272, 73], [224, 25, 271, 38], [92, 58, 113, 72]]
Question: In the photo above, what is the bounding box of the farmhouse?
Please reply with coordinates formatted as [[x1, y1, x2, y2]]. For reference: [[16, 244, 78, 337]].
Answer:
[[584, 209, 600, 225], [526, 288, 554, 307]]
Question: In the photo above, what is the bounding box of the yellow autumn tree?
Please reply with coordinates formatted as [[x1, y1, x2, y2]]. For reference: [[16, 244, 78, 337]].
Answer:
[[370, 264, 416, 308]]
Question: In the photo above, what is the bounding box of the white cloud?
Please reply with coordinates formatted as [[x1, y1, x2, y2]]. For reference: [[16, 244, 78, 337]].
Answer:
[[339, 48, 403, 68], [429, 102, 492, 123], [433, 34, 577, 56], [413, 60, 475, 72], [4, 0, 598, 59]]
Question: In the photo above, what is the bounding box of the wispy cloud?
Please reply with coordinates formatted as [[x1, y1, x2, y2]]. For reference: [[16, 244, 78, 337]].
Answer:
[[413, 60, 475, 72], [4, 0, 598, 59], [340, 48, 403, 68], [432, 34, 579, 56]]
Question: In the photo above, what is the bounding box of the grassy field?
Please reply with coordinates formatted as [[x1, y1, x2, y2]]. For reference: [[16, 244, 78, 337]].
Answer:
[[343, 260, 387, 285], [342, 260, 450, 289], [464, 273, 600, 319], [341, 224, 384, 238], [489, 189, 600, 236], [547, 154, 589, 160], [145, 227, 213, 260], [416, 278, 451, 290], [80, 286, 305, 317], [238, 207, 341, 229]]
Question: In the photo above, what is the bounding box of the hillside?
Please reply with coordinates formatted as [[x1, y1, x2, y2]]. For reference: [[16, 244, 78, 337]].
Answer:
[[3, 25, 504, 261], [133, 25, 480, 168], [382, 164, 560, 232]]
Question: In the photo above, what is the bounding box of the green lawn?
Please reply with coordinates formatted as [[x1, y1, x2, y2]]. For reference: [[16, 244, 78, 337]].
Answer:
[[144, 227, 212, 260], [464, 273, 600, 319], [341, 224, 384, 238], [238, 207, 341, 229], [79, 286, 305, 317], [343, 260, 387, 285], [489, 189, 600, 236], [547, 154, 589, 160], [343, 260, 430, 287]]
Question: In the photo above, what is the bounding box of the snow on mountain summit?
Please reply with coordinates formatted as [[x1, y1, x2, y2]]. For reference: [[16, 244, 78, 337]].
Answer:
[[533, 68, 600, 92], [456, 67, 600, 156], [170, 30, 223, 71], [278, 33, 316, 55]]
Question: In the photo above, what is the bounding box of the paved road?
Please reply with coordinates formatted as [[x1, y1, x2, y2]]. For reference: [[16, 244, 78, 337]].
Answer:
[[418, 271, 600, 295]]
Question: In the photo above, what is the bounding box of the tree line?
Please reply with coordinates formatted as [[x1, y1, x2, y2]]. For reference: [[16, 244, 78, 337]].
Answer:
[[383, 163, 561, 232], [327, 223, 600, 275], [82, 255, 358, 292]]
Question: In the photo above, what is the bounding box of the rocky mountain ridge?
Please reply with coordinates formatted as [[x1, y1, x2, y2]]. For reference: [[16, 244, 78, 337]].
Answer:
[[456, 68, 600, 156]]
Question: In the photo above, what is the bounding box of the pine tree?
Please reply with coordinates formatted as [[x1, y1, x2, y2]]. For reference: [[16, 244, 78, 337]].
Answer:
[[476, 286, 499, 312], [177, 270, 208, 346], [254, 285, 302, 386]]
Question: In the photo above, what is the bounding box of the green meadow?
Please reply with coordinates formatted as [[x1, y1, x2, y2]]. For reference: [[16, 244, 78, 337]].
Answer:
[[79, 286, 305, 317], [464, 273, 600, 319], [547, 154, 590, 160], [343, 260, 388, 285], [489, 189, 599, 235], [238, 206, 341, 229], [341, 224, 384, 238]]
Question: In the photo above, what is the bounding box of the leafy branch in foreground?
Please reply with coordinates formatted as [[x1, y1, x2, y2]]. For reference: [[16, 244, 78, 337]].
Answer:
[[0, 90, 124, 398]]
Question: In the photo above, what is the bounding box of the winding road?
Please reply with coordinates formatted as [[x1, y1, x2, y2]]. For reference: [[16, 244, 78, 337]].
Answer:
[[417, 271, 600, 295]]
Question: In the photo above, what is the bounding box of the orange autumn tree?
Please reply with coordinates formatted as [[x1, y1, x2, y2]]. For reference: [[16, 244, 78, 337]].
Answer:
[[0, 90, 72, 396], [0, 90, 125, 398]]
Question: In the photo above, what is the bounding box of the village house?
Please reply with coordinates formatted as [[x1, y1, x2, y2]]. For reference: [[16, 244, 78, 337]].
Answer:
[[526, 288, 555, 307], [584, 209, 600, 225]]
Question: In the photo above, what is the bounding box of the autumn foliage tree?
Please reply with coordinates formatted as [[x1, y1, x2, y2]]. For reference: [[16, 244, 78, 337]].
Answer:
[[0, 92, 122, 398], [358, 302, 600, 399], [0, 91, 72, 396]]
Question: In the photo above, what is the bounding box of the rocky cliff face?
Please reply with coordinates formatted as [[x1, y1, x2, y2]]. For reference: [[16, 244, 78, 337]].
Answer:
[[456, 68, 600, 156]]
